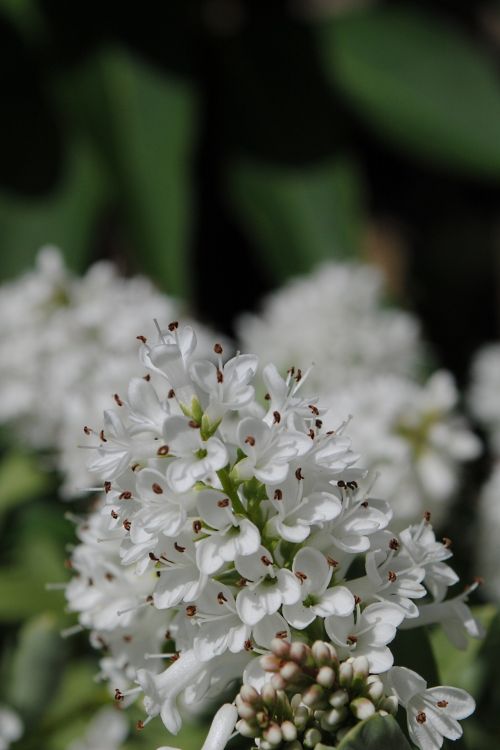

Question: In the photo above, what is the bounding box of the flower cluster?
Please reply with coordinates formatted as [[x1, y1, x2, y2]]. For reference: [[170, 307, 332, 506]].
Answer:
[[238, 262, 479, 526], [0, 248, 220, 496], [66, 323, 480, 750]]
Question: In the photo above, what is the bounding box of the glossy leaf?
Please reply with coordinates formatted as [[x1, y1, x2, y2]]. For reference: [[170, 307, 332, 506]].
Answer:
[[338, 713, 412, 749], [228, 156, 364, 280], [7, 613, 66, 722], [319, 6, 500, 176]]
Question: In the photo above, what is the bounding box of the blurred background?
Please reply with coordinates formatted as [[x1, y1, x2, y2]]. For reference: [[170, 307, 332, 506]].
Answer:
[[1, 0, 500, 748]]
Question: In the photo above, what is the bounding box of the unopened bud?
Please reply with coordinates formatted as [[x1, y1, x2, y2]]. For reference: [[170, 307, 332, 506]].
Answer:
[[281, 720, 297, 742], [316, 666, 336, 688], [329, 689, 349, 708], [366, 680, 384, 703], [350, 697, 376, 721], [271, 638, 291, 658], [240, 684, 260, 704], [261, 683, 277, 707], [321, 706, 347, 730], [263, 723, 282, 746], [289, 642, 308, 664], [304, 727, 322, 747], [352, 655, 370, 680], [381, 695, 398, 715], [236, 701, 256, 721], [261, 654, 281, 672], [339, 662, 353, 688], [271, 673, 287, 690], [302, 683, 324, 707], [235, 719, 258, 738], [293, 705, 310, 730], [256, 710, 269, 728], [281, 660, 301, 682], [312, 641, 336, 666]]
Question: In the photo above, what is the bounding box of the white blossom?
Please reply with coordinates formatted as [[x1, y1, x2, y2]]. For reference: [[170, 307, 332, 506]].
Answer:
[[67, 707, 128, 750], [0, 705, 23, 750]]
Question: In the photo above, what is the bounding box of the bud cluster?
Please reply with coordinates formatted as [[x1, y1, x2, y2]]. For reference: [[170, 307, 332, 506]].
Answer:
[[236, 638, 397, 749]]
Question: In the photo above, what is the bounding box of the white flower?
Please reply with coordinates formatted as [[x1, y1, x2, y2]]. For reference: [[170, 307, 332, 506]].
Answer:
[[190, 353, 258, 422], [67, 707, 128, 750], [476, 464, 500, 602], [399, 584, 485, 649], [468, 342, 500, 454], [235, 546, 302, 626], [387, 667, 475, 750], [398, 519, 458, 602], [163, 416, 228, 493], [237, 261, 422, 391], [325, 602, 405, 673], [0, 705, 23, 750], [282, 547, 355, 628], [0, 248, 222, 496]]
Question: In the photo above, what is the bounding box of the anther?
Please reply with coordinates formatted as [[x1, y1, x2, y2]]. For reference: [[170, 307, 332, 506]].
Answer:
[[295, 571, 307, 583], [387, 571, 397, 583], [105, 572, 115, 582], [188, 420, 200, 429], [327, 556, 338, 567], [424, 511, 431, 522], [168, 321, 179, 331], [104, 481, 112, 493], [168, 388, 175, 399], [99, 429, 107, 443], [436, 700, 448, 708], [389, 538, 400, 551], [347, 480, 358, 490], [214, 343, 223, 354], [216, 368, 224, 383], [217, 498, 230, 508], [119, 491, 132, 500], [309, 405, 319, 416], [337, 480, 346, 488], [136, 335, 147, 344], [217, 591, 228, 605], [136, 720, 145, 730], [143, 374, 151, 381], [152, 483, 163, 494], [273, 411, 281, 424], [157, 445, 169, 456], [308, 429, 315, 440], [186, 605, 197, 617], [354, 595, 362, 605], [442, 537, 452, 548], [275, 630, 288, 640], [245, 435, 256, 446], [113, 394, 123, 406], [295, 467, 304, 480], [115, 689, 124, 701], [315, 419, 323, 429], [174, 542, 186, 553], [347, 635, 358, 645], [261, 555, 273, 566], [149, 552, 159, 561], [416, 711, 427, 724], [110, 510, 118, 520], [83, 425, 91, 435], [264, 392, 271, 400], [274, 489, 283, 501], [193, 520, 202, 534], [244, 639, 253, 651], [123, 519, 131, 531], [295, 369, 302, 382], [361, 501, 368, 508]]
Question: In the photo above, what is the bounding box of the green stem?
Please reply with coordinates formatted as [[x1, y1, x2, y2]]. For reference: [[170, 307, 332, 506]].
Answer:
[[216, 468, 246, 516]]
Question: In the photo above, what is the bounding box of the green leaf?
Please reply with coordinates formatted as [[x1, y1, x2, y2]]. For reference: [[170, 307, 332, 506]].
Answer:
[[7, 613, 66, 723], [55, 47, 198, 297], [228, 156, 364, 280], [319, 6, 500, 177], [392, 626, 439, 686], [0, 451, 49, 521], [337, 714, 412, 749], [0, 137, 107, 279]]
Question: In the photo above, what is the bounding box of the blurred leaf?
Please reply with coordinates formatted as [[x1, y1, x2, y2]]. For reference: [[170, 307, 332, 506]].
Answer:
[[319, 6, 500, 177], [7, 613, 66, 723], [56, 47, 198, 297], [430, 604, 496, 697], [0, 137, 107, 279], [337, 713, 412, 749], [474, 607, 500, 736], [392, 626, 439, 686], [228, 156, 364, 280], [0, 451, 49, 522]]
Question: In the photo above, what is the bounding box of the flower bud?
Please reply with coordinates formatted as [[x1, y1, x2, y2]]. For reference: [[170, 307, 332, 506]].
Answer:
[[366, 680, 384, 703], [322, 706, 347, 730], [293, 705, 310, 730], [350, 697, 376, 721], [281, 660, 302, 682], [380, 695, 398, 715], [316, 666, 336, 688], [312, 641, 337, 666], [302, 684, 324, 707], [263, 723, 282, 747], [271, 673, 287, 690], [338, 661, 353, 688], [240, 684, 260, 704], [352, 655, 370, 680], [271, 638, 291, 658], [235, 719, 258, 738], [329, 689, 349, 708], [304, 727, 322, 747], [236, 701, 255, 721], [261, 654, 281, 672], [261, 684, 277, 707], [281, 720, 298, 742], [289, 642, 308, 664]]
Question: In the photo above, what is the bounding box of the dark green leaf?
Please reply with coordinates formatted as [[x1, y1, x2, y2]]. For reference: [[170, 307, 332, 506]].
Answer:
[[0, 137, 107, 279], [7, 614, 66, 723], [319, 6, 500, 176], [337, 713, 412, 749], [56, 48, 198, 297]]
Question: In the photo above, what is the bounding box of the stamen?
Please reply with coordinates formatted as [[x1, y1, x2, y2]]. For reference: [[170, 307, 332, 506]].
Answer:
[[60, 624, 84, 638]]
